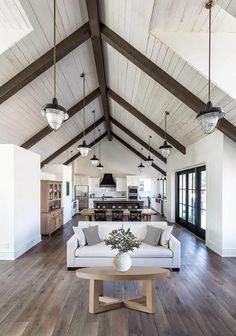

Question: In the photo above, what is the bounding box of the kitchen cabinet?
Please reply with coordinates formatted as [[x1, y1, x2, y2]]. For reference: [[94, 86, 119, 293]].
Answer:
[[139, 178, 151, 192], [116, 177, 126, 191], [89, 178, 101, 193], [126, 176, 139, 187]]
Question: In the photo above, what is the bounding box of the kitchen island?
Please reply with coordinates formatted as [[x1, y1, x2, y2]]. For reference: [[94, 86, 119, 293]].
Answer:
[[93, 199, 144, 209]]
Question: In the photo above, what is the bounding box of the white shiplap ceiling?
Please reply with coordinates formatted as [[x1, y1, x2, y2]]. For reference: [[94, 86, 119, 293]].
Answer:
[[0, 0, 236, 169]]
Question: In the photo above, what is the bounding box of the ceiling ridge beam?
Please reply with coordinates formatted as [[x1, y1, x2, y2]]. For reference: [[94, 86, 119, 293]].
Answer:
[[0, 22, 91, 104], [41, 116, 105, 168], [110, 116, 166, 163], [21, 88, 100, 149], [101, 23, 236, 144], [86, 0, 112, 140], [112, 132, 166, 176], [108, 88, 185, 154], [64, 131, 107, 165]]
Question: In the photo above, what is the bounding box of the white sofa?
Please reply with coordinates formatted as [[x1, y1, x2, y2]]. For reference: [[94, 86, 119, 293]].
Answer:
[[67, 221, 181, 271]]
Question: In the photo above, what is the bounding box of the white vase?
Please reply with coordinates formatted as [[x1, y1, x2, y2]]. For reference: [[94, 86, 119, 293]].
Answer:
[[112, 253, 132, 272]]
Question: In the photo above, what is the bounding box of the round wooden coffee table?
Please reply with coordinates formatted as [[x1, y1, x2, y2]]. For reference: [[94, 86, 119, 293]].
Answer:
[[76, 266, 170, 314]]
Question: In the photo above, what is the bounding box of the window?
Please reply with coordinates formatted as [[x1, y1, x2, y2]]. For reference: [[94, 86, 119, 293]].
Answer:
[[176, 166, 206, 239]]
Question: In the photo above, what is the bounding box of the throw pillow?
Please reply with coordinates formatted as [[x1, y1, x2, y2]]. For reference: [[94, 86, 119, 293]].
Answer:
[[159, 226, 173, 247], [143, 225, 163, 246], [73, 226, 86, 247], [83, 225, 101, 246]]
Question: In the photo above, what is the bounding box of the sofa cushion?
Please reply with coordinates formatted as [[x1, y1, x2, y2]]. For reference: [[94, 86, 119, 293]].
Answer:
[[83, 225, 101, 246], [75, 241, 172, 258], [143, 225, 163, 246], [73, 226, 86, 247], [160, 226, 173, 247]]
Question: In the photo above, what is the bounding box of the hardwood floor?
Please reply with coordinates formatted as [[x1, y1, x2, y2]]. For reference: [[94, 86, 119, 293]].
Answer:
[[0, 215, 236, 336]]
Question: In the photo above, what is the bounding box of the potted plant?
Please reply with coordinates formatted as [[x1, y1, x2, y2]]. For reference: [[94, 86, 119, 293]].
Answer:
[[105, 227, 141, 272]]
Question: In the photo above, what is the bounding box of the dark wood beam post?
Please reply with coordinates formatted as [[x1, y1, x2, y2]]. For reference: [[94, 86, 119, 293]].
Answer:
[[86, 0, 112, 140], [101, 24, 236, 144], [108, 88, 186, 154], [0, 22, 90, 104], [41, 116, 105, 167], [21, 88, 100, 149], [110, 117, 166, 163], [64, 131, 107, 165], [112, 132, 166, 176]]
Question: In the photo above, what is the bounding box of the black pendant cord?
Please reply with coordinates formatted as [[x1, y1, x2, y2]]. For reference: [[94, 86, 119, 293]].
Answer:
[[208, 2, 212, 102], [93, 110, 96, 155], [82, 75, 86, 140], [140, 148, 143, 165], [165, 111, 168, 141], [98, 129, 101, 162], [148, 136, 151, 156], [53, 0, 56, 99]]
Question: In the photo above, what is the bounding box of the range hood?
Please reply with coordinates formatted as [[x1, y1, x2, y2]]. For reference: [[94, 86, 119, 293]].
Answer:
[[100, 174, 116, 188]]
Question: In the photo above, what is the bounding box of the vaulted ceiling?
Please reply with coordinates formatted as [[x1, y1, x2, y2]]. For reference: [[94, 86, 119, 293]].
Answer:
[[1, 0, 236, 175]]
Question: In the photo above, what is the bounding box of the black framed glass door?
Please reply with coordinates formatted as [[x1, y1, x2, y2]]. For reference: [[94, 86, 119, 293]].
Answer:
[[176, 166, 206, 239]]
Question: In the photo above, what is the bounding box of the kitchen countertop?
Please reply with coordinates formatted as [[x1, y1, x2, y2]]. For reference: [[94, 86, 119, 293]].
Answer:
[[93, 199, 144, 203]]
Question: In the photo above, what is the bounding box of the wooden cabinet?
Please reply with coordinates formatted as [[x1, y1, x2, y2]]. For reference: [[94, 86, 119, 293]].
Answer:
[[41, 180, 63, 236]]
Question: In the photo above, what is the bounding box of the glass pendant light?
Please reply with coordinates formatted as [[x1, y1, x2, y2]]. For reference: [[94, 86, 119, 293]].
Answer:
[[77, 73, 91, 157], [41, 0, 68, 130], [146, 135, 154, 167], [138, 147, 145, 173], [196, 1, 224, 134], [159, 111, 172, 158], [90, 110, 99, 166], [97, 129, 104, 171]]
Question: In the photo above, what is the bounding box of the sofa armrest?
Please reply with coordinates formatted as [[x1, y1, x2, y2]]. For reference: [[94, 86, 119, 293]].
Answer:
[[169, 234, 181, 269], [67, 234, 78, 268]]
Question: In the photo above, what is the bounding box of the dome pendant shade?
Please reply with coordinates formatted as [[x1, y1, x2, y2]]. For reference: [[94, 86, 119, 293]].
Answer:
[[41, 98, 68, 130], [90, 154, 99, 167], [159, 140, 172, 158], [97, 162, 103, 171], [138, 162, 145, 173], [77, 139, 91, 157], [146, 155, 154, 167], [196, 101, 225, 134]]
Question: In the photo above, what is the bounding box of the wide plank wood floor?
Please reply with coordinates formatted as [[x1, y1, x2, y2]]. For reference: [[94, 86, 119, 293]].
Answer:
[[0, 215, 236, 336]]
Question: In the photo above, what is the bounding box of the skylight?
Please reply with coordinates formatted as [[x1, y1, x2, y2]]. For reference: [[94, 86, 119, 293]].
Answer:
[[0, 0, 33, 55]]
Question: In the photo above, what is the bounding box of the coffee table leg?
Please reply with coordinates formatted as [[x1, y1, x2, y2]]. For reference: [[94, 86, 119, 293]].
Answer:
[[145, 280, 157, 313], [89, 279, 103, 314]]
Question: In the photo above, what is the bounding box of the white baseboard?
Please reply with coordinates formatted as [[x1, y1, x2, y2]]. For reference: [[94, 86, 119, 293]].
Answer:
[[0, 251, 15, 260], [14, 235, 41, 259], [206, 240, 223, 256], [221, 248, 236, 257], [206, 240, 236, 257]]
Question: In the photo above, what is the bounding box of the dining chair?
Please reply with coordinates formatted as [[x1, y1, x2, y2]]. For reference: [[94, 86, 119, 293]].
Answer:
[[128, 210, 142, 222], [112, 210, 123, 222], [94, 209, 107, 221]]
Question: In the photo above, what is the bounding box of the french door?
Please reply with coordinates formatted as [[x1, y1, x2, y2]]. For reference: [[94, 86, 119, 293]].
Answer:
[[176, 166, 206, 239]]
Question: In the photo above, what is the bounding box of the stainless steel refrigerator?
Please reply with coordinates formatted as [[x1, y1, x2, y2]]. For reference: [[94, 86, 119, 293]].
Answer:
[[74, 185, 89, 210]]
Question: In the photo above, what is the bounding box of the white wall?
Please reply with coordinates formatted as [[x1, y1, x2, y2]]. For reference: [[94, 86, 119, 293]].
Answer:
[[0, 145, 41, 260], [41, 164, 72, 224], [166, 131, 236, 257]]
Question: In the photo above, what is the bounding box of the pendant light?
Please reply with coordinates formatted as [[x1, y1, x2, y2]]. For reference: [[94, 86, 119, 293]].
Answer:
[[90, 110, 99, 166], [97, 129, 103, 171], [146, 135, 154, 167], [77, 73, 91, 157], [41, 0, 68, 130], [196, 0, 224, 134], [159, 111, 172, 158], [138, 147, 145, 173]]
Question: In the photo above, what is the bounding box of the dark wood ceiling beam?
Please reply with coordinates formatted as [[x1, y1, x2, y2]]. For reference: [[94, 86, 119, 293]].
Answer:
[[112, 132, 166, 176], [101, 24, 236, 144], [86, 0, 112, 140], [110, 117, 166, 163], [64, 131, 107, 165], [21, 88, 100, 149], [41, 116, 105, 168], [0, 22, 90, 104], [108, 88, 186, 154]]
